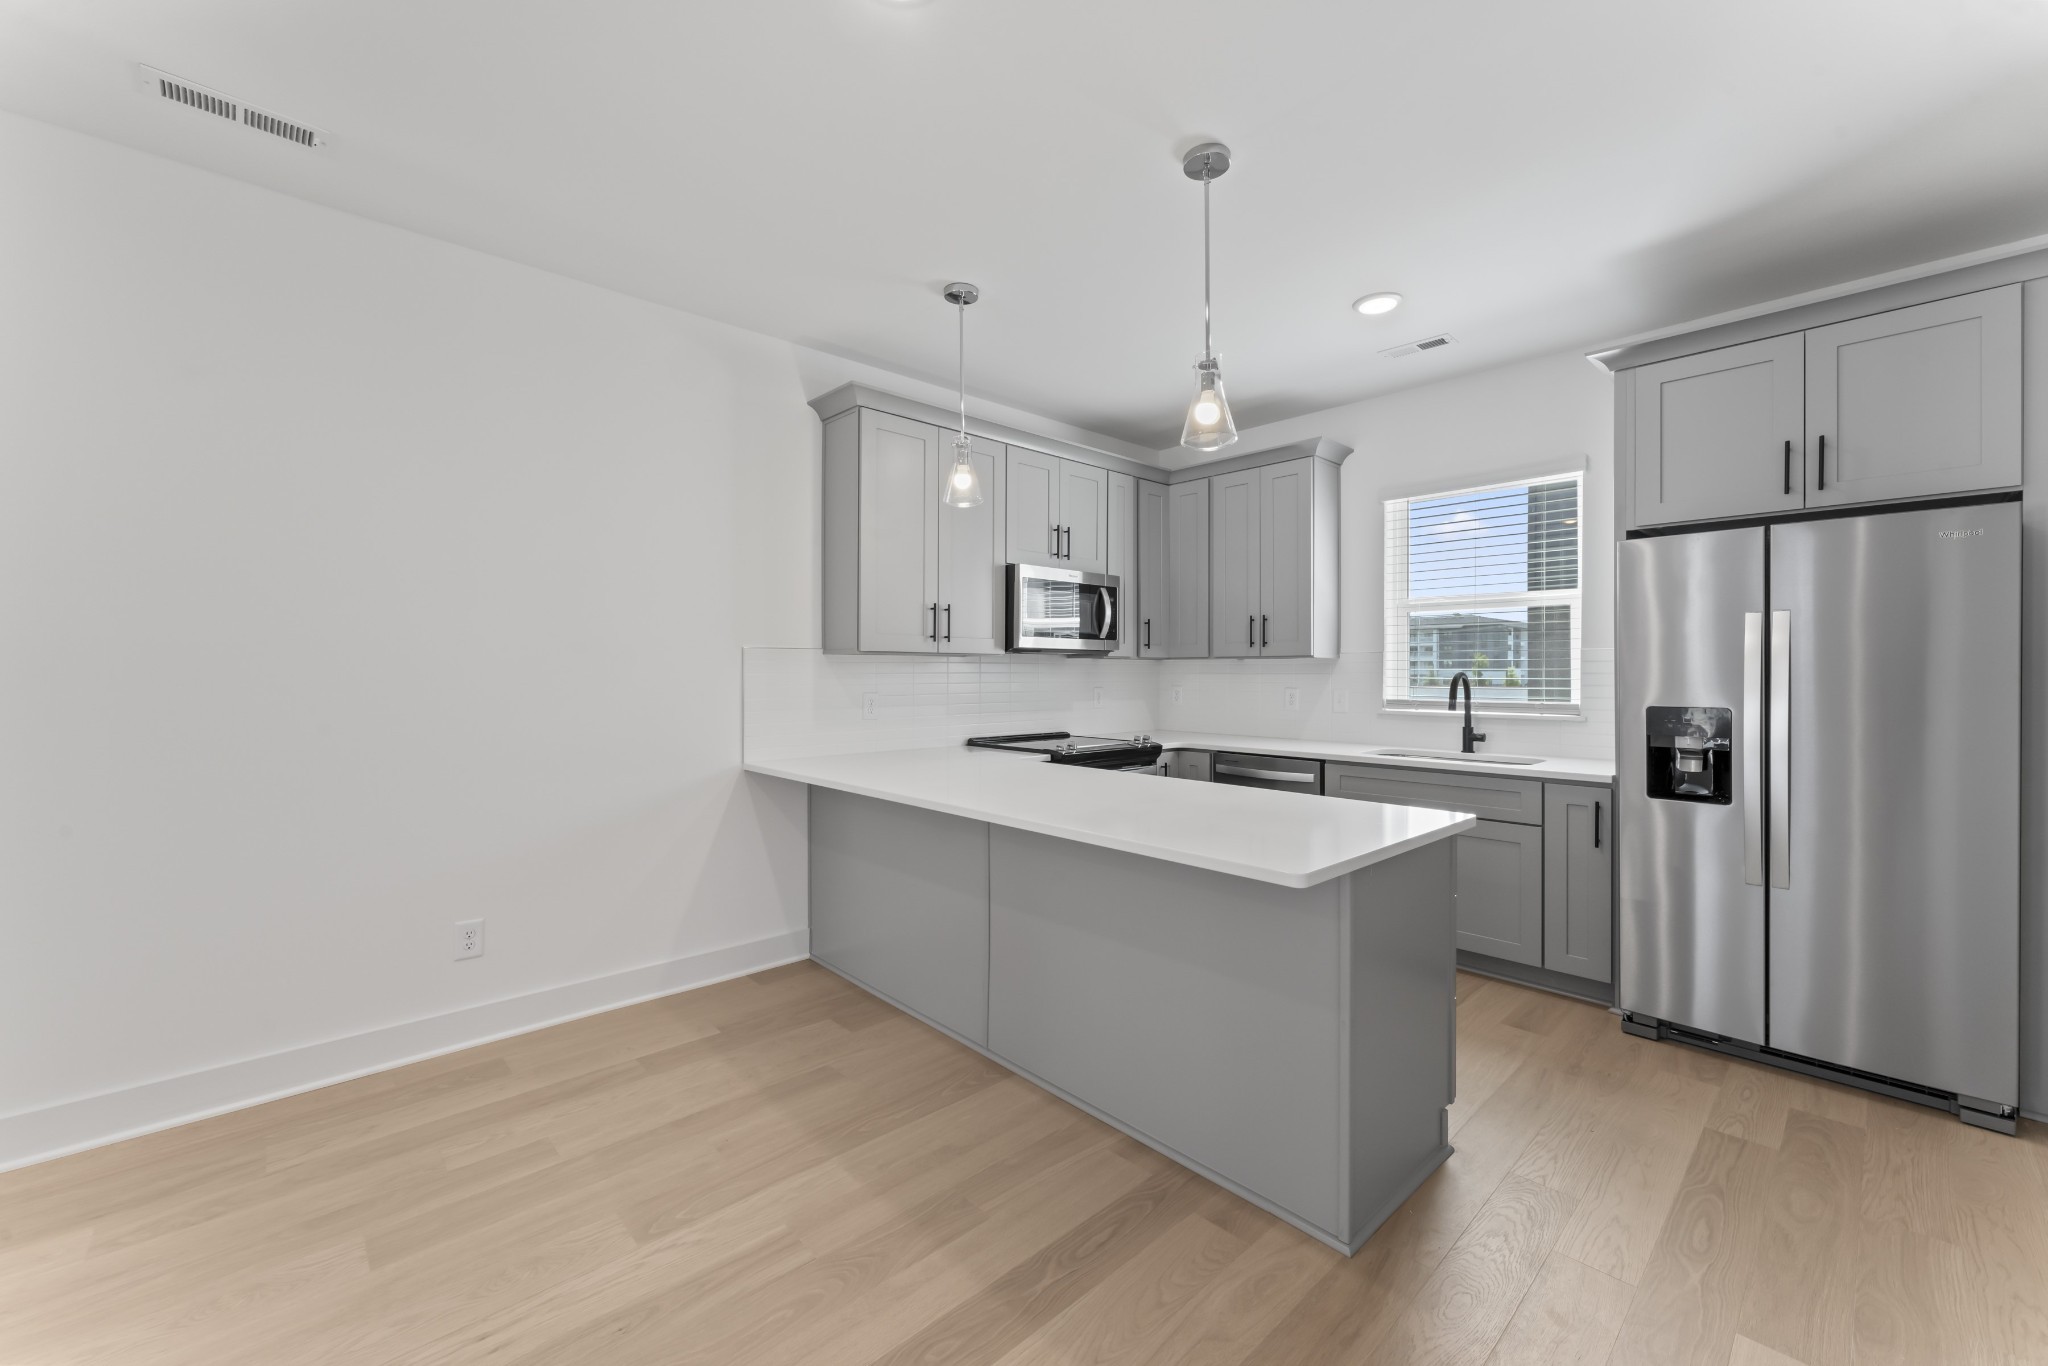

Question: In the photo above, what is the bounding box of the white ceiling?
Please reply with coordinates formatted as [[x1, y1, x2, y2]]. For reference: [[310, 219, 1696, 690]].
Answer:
[[7, 0, 2048, 449]]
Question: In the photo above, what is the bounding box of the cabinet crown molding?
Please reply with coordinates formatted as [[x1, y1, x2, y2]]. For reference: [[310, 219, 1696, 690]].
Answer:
[[807, 382, 1351, 486]]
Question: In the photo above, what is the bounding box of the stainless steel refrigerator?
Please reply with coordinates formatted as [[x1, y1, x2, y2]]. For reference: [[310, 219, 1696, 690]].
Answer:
[[1616, 499, 2020, 1131]]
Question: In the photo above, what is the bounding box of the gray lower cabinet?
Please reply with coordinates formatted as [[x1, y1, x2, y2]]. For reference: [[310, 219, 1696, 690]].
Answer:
[[1804, 284, 2021, 508], [1542, 783, 1612, 983], [1325, 761, 1610, 982], [1451, 820, 1545, 966], [807, 790, 989, 1045]]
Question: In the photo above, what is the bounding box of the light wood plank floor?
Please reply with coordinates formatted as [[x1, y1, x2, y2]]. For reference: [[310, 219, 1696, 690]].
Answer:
[[4, 962, 2046, 1366]]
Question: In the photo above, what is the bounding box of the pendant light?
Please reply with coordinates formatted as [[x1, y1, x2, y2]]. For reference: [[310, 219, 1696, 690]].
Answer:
[[1180, 141, 1237, 451], [941, 282, 984, 508]]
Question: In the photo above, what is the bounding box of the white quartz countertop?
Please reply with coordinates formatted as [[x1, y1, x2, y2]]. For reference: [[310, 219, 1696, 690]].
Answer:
[[1152, 732, 1616, 783], [745, 747, 1476, 889]]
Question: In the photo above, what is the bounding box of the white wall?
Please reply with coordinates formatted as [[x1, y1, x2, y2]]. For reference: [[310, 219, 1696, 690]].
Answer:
[[1154, 352, 1616, 758], [0, 109, 1068, 1167]]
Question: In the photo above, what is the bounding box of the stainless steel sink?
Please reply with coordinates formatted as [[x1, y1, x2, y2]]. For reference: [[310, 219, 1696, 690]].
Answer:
[[1372, 749, 1544, 766]]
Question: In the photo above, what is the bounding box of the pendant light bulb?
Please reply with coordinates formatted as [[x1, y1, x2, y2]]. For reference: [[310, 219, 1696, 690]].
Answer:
[[1180, 142, 1238, 452], [1182, 358, 1236, 451], [941, 282, 985, 509]]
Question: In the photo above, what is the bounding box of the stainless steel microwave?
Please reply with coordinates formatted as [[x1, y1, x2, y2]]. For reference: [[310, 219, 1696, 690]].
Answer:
[[1006, 563, 1121, 653]]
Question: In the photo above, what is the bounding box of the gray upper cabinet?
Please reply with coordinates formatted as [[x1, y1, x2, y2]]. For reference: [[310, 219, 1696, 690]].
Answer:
[[1136, 479, 1169, 657], [1061, 460, 1110, 574], [1106, 471, 1137, 659], [1804, 284, 2021, 508], [1210, 468, 1262, 658], [935, 431, 1006, 655], [1258, 458, 1338, 659], [1542, 783, 1612, 983], [1632, 333, 1806, 527], [1006, 446, 1110, 572], [1005, 446, 1063, 568], [1453, 821, 1545, 966], [821, 409, 1004, 654], [1164, 480, 1211, 657], [853, 410, 941, 653]]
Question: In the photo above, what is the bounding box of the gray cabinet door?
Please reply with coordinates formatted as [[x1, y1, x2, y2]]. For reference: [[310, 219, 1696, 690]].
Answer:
[[1060, 459, 1111, 574], [1136, 478, 1169, 657], [1165, 480, 1210, 658], [1005, 446, 1063, 568], [1542, 784, 1612, 983], [1210, 469, 1262, 658], [857, 410, 940, 653], [1632, 333, 1805, 527], [1452, 820, 1545, 966], [1258, 458, 1314, 657], [936, 431, 1005, 655], [1804, 284, 2022, 508], [809, 790, 989, 1045], [1106, 471, 1137, 658]]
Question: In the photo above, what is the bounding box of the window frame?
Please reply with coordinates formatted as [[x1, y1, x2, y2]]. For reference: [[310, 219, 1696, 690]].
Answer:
[[1382, 470, 1584, 718]]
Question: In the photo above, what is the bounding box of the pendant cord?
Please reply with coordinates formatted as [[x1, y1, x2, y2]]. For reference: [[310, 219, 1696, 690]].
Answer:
[[957, 300, 967, 440], [1201, 172, 1213, 364]]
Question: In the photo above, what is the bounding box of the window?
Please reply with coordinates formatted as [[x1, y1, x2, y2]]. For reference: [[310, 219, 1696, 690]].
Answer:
[[1383, 472, 1582, 715]]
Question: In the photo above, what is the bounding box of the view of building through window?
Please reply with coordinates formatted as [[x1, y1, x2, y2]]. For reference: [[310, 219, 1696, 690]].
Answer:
[[1383, 473, 1581, 714]]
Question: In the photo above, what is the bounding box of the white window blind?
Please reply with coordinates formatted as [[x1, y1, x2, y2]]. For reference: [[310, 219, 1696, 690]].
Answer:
[[1383, 472, 1582, 715]]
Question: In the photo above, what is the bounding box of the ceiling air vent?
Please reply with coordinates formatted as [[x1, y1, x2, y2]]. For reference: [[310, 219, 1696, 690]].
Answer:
[[136, 65, 327, 148], [1379, 334, 1457, 359]]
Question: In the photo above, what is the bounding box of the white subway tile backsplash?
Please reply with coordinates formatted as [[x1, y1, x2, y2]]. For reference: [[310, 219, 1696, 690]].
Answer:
[[744, 647, 1616, 763]]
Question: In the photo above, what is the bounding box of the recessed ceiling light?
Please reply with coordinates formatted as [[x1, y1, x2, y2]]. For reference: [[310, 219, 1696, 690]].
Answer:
[[1353, 292, 1403, 316]]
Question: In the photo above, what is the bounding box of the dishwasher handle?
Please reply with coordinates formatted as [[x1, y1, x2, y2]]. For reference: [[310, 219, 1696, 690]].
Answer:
[[1214, 763, 1318, 783]]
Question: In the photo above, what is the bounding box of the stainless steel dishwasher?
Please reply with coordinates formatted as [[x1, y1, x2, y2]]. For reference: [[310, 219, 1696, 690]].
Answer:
[[1210, 752, 1323, 795]]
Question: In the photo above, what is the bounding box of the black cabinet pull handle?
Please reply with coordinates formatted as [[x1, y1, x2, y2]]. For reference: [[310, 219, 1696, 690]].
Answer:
[[944, 604, 952, 642], [1143, 618, 1151, 650], [1817, 434, 1826, 491], [1783, 439, 1791, 496], [930, 604, 939, 641], [1594, 800, 1603, 849], [1248, 615, 1255, 649], [1261, 615, 1269, 647]]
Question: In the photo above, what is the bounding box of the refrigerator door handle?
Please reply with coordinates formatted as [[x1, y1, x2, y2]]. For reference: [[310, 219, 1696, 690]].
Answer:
[[1768, 609, 1792, 889], [1743, 612, 1765, 886]]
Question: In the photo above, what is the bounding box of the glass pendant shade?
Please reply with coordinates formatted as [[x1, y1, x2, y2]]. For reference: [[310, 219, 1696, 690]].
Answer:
[[942, 434, 984, 508], [1181, 359, 1237, 451]]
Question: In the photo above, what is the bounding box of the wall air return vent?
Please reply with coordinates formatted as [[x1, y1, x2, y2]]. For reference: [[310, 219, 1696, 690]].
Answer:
[[136, 65, 327, 148], [1379, 334, 1456, 359]]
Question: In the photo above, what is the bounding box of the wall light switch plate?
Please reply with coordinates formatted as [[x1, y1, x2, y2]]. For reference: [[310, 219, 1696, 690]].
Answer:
[[1283, 687, 1301, 711], [1170, 685, 1184, 704], [455, 918, 485, 960], [862, 693, 878, 720], [1333, 688, 1350, 714]]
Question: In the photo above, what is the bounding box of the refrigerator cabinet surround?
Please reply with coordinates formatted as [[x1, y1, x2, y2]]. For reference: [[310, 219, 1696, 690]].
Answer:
[[1766, 505, 2019, 1110], [1617, 527, 1768, 1046], [1617, 501, 2020, 1121]]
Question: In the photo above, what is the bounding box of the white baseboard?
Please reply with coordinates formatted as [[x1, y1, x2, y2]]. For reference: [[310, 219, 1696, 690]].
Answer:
[[0, 928, 808, 1174]]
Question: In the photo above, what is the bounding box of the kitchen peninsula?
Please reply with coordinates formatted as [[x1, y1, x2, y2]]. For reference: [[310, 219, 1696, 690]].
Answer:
[[745, 745, 1475, 1254]]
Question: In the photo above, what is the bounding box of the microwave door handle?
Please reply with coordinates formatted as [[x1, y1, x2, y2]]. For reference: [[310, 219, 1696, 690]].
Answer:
[[1097, 586, 1112, 640], [1742, 612, 1763, 885]]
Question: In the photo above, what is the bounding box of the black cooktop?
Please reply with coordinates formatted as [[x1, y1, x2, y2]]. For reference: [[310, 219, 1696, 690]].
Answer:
[[967, 731, 1163, 767]]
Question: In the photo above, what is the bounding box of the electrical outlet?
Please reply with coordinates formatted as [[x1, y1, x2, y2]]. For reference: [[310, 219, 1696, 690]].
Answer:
[[1283, 687, 1301, 711], [862, 693, 878, 720], [1170, 685, 1184, 704], [454, 918, 485, 960], [1333, 688, 1351, 714]]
